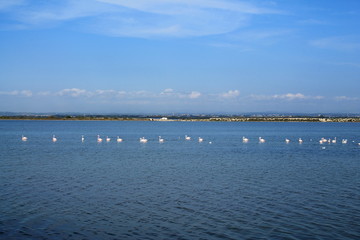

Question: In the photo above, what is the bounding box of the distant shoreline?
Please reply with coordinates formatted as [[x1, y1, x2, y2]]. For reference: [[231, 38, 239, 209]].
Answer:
[[1, 116, 359, 122]]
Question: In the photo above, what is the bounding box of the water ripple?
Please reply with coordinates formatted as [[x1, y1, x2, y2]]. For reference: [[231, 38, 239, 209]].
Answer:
[[1, 121, 360, 239]]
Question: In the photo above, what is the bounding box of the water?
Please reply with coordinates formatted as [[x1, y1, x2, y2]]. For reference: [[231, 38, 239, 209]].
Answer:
[[0, 120, 359, 240]]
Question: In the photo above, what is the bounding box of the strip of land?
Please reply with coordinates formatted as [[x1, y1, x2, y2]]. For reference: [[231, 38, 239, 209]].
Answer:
[[1, 115, 359, 122]]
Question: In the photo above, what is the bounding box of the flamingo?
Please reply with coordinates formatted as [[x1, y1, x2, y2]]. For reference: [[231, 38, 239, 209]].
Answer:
[[97, 135, 103, 143], [52, 135, 57, 142], [21, 135, 27, 141], [159, 136, 164, 143], [106, 136, 111, 142], [185, 135, 191, 140], [259, 137, 265, 143], [117, 136, 123, 142], [242, 137, 249, 143], [299, 138, 303, 144], [332, 137, 337, 144], [140, 137, 148, 143], [81, 135, 84, 142], [198, 137, 203, 142], [342, 139, 347, 144], [285, 138, 290, 144]]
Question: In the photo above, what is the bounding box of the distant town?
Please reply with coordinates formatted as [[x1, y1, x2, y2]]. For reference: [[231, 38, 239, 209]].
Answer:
[[1, 112, 360, 122]]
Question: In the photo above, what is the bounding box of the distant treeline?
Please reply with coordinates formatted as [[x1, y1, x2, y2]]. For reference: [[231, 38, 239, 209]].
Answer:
[[207, 117, 360, 122], [0, 115, 145, 121], [1, 115, 360, 122]]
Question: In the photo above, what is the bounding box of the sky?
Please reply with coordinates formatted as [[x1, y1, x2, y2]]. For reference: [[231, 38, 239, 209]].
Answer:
[[0, 0, 360, 114]]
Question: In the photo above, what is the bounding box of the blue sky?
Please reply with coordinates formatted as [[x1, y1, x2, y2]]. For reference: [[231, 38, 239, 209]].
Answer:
[[0, 0, 360, 114]]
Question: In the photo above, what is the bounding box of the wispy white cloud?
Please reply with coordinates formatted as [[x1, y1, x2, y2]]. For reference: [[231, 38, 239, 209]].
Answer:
[[230, 29, 293, 42], [56, 88, 90, 97], [0, 0, 25, 11], [94, 89, 117, 95], [94, 89, 128, 98], [187, 91, 202, 99], [220, 90, 240, 98], [208, 42, 241, 48], [34, 88, 203, 100], [3, 0, 280, 38], [160, 88, 175, 95], [16, 0, 115, 25], [297, 19, 327, 25], [2, 89, 335, 106], [214, 28, 292, 49], [250, 93, 324, 101], [98, 0, 279, 15], [91, 9, 248, 38], [0, 90, 17, 96], [0, 90, 32, 97], [127, 90, 156, 98], [273, 93, 306, 100], [159, 88, 202, 99], [21, 90, 33, 97], [55, 88, 128, 98], [310, 36, 360, 51], [335, 96, 359, 101]]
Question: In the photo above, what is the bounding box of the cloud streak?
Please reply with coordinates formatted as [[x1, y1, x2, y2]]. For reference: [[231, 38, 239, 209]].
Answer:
[[8, 89, 359, 103], [2, 89, 359, 113], [6, 89, 360, 105], [250, 93, 324, 101], [297, 19, 327, 25], [2, 0, 280, 38], [98, 0, 278, 15], [230, 29, 293, 42], [0, 90, 33, 97], [57, 88, 89, 97], [310, 36, 360, 51], [41, 88, 203, 100], [5, 89, 349, 104], [0, 0, 24, 10], [335, 96, 359, 101], [220, 90, 240, 98]]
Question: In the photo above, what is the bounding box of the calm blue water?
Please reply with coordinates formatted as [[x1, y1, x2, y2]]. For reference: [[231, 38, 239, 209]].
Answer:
[[0, 120, 359, 240]]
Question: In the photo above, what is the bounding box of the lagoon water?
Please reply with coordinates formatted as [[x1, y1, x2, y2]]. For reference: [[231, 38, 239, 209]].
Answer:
[[0, 120, 359, 240]]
